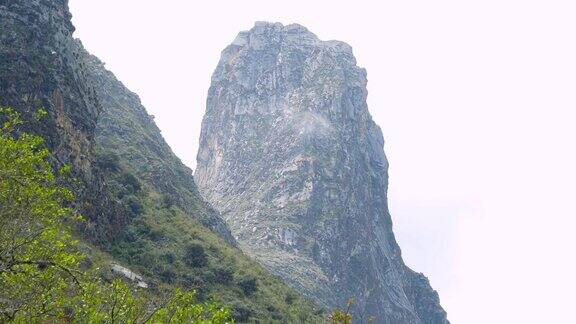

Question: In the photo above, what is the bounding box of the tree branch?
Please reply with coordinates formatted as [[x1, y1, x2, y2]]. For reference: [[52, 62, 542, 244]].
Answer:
[[0, 258, 84, 290]]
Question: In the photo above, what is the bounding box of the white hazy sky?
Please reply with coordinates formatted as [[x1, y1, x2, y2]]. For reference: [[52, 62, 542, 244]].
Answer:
[[69, 1, 576, 323]]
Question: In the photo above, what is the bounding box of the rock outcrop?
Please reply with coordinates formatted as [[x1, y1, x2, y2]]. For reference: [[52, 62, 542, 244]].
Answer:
[[196, 22, 448, 323]]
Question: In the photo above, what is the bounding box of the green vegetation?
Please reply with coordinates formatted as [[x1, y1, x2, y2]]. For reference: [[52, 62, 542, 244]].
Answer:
[[100, 162, 324, 322], [329, 309, 353, 324], [0, 106, 326, 322], [328, 299, 354, 324], [0, 108, 232, 323]]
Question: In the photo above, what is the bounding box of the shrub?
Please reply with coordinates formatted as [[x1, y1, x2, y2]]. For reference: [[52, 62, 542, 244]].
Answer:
[[162, 252, 176, 264], [123, 195, 143, 216], [285, 293, 296, 305], [96, 151, 120, 172], [159, 269, 177, 284], [212, 267, 234, 285], [184, 243, 208, 268], [121, 172, 141, 193], [231, 303, 252, 322], [148, 228, 164, 241], [238, 276, 258, 295], [161, 194, 175, 208], [180, 274, 205, 292]]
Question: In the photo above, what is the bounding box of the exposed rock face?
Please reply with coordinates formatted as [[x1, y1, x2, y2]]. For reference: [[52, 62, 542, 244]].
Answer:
[[79, 43, 323, 324], [196, 22, 448, 323], [0, 0, 99, 179]]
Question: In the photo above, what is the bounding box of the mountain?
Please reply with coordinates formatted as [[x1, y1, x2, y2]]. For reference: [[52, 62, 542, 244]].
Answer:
[[195, 22, 448, 323], [1, 2, 323, 322]]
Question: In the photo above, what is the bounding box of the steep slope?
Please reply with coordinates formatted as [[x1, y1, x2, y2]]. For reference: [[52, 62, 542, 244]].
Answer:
[[85, 53, 233, 244], [196, 22, 448, 323], [1, 2, 324, 321]]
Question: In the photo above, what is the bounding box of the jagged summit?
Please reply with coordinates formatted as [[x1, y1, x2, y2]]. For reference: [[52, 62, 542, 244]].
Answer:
[[208, 21, 363, 121], [196, 23, 448, 323], [226, 21, 356, 63]]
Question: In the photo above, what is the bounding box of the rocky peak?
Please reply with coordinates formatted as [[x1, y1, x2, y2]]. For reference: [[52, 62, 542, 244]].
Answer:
[[196, 22, 449, 323]]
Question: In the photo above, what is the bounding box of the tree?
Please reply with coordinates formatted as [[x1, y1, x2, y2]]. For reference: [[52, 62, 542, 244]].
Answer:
[[0, 108, 233, 323], [75, 279, 232, 323], [0, 107, 82, 320]]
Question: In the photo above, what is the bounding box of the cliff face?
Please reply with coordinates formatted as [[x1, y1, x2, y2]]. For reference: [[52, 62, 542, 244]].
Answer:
[[0, 0, 99, 178], [196, 22, 448, 323]]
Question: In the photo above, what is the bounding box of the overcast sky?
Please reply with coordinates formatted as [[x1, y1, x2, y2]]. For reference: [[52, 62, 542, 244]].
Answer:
[[69, 1, 576, 322]]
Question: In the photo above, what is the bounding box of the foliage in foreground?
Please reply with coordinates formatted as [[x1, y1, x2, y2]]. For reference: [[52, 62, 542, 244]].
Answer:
[[0, 108, 232, 323]]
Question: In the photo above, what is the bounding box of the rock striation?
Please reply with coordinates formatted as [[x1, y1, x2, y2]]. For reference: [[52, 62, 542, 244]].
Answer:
[[196, 22, 449, 323]]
